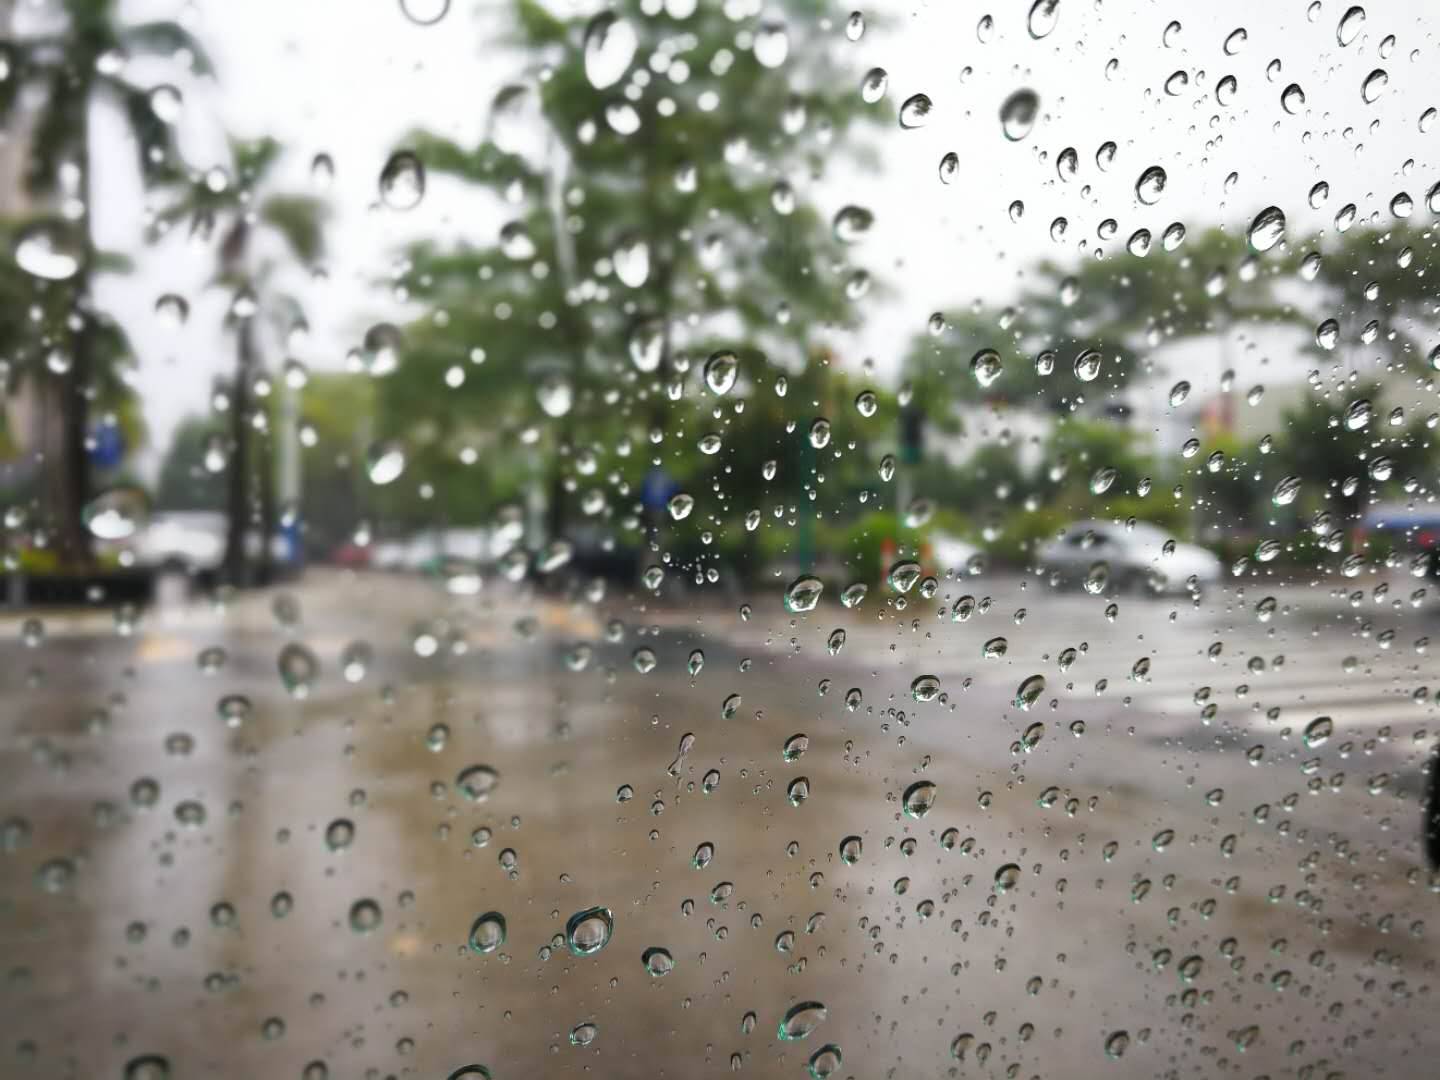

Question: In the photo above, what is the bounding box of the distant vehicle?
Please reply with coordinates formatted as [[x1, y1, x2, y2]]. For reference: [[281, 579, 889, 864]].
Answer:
[[929, 532, 983, 577], [131, 512, 227, 576], [1358, 503, 1440, 577], [1038, 520, 1221, 594]]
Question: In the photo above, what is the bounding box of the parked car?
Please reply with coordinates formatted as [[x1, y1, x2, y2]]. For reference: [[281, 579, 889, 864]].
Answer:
[[929, 532, 984, 577], [130, 511, 228, 577], [1038, 520, 1221, 595], [1357, 502, 1440, 578]]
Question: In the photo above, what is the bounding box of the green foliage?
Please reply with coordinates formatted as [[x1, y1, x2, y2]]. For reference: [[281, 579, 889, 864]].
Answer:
[[373, 0, 884, 549]]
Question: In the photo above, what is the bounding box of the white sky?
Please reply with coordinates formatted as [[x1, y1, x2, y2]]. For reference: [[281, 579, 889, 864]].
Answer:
[[76, 0, 1440, 473]]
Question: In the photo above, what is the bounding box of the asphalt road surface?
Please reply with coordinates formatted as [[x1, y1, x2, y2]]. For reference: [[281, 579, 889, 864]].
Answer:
[[2, 568, 1438, 1079]]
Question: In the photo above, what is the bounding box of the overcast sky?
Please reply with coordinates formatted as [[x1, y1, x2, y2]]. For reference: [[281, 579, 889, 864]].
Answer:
[[75, 0, 1440, 473]]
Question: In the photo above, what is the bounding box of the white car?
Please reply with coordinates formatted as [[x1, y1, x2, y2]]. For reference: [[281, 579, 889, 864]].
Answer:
[[1038, 520, 1221, 594], [131, 511, 227, 575], [930, 532, 984, 577]]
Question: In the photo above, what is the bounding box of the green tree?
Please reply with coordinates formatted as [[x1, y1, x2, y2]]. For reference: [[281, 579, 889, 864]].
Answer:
[[154, 415, 224, 512], [903, 226, 1299, 423], [152, 137, 326, 584], [373, 0, 882, 568], [1, 0, 210, 560]]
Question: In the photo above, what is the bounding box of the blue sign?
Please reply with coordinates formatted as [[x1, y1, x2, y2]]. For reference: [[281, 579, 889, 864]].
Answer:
[[89, 423, 124, 468], [640, 467, 678, 512]]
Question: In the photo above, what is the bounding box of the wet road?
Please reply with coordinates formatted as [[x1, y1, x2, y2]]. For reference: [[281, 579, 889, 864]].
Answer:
[[2, 568, 1438, 1079]]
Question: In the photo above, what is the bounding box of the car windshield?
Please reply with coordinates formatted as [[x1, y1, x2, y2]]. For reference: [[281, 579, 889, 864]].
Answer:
[[5, 3, 1440, 1079]]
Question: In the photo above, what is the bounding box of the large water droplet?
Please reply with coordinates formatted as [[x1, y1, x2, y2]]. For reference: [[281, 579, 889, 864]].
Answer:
[[277, 642, 319, 699], [1135, 165, 1167, 205], [1337, 5, 1365, 46], [704, 350, 738, 394], [778, 1001, 828, 1040], [565, 906, 614, 956], [753, 22, 789, 68], [1361, 67, 1388, 104], [1247, 206, 1286, 252], [1014, 674, 1046, 710], [366, 441, 406, 485], [14, 222, 81, 280], [1027, 0, 1060, 39], [898, 93, 933, 129], [1281, 83, 1306, 114], [784, 575, 824, 613], [378, 151, 425, 210], [583, 12, 637, 89], [468, 911, 506, 954], [1000, 89, 1040, 141], [832, 205, 874, 243], [902, 780, 937, 818], [83, 487, 148, 540]]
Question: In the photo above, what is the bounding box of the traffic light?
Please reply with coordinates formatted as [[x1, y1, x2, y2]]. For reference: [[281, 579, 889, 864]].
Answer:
[[899, 405, 924, 465]]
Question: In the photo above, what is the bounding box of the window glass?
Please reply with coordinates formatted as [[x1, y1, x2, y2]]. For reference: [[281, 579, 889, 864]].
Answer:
[[2, 2, 1439, 1078]]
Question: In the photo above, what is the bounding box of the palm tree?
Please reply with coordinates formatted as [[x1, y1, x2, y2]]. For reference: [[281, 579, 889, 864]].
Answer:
[[0, 0, 211, 561], [151, 136, 326, 585]]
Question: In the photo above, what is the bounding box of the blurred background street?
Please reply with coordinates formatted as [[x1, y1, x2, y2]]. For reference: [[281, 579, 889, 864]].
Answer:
[[3, 568, 1438, 1078]]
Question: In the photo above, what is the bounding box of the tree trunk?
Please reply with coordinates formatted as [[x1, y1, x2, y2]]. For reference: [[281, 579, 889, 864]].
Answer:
[[223, 319, 255, 586], [52, 326, 93, 566]]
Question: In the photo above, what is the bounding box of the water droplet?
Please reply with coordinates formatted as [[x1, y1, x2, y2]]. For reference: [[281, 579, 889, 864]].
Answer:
[[667, 492, 694, 521], [569, 1021, 598, 1047], [938, 151, 959, 184], [840, 583, 868, 608], [278, 642, 319, 699], [1304, 715, 1334, 747], [467, 911, 506, 954], [779, 1001, 828, 1040], [1315, 319, 1340, 351], [365, 441, 406, 485], [898, 93, 933, 129], [1163, 69, 1189, 96], [642, 946, 674, 976], [1027, 0, 1060, 39], [1337, 5, 1365, 46], [399, 0, 450, 25], [832, 205, 873, 243], [1272, 475, 1301, 506], [808, 418, 832, 449], [1000, 89, 1040, 141], [787, 776, 811, 806], [1247, 206, 1286, 252], [993, 863, 1021, 892], [754, 22, 789, 68], [910, 675, 941, 702], [14, 222, 81, 280], [1056, 146, 1078, 182], [565, 906, 614, 956], [1073, 349, 1102, 382], [845, 11, 865, 40], [1281, 83, 1305, 114], [1135, 165, 1167, 205], [807, 1044, 843, 1079], [1014, 674, 1046, 710], [902, 780, 937, 819], [785, 574, 824, 613], [348, 898, 382, 934], [583, 12, 637, 89], [1224, 27, 1248, 54], [839, 835, 862, 864], [859, 67, 889, 105], [456, 764, 500, 802], [1104, 1030, 1131, 1059], [378, 151, 425, 210], [703, 350, 739, 395], [888, 560, 922, 594], [1361, 67, 1388, 104], [1216, 74, 1238, 106]]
